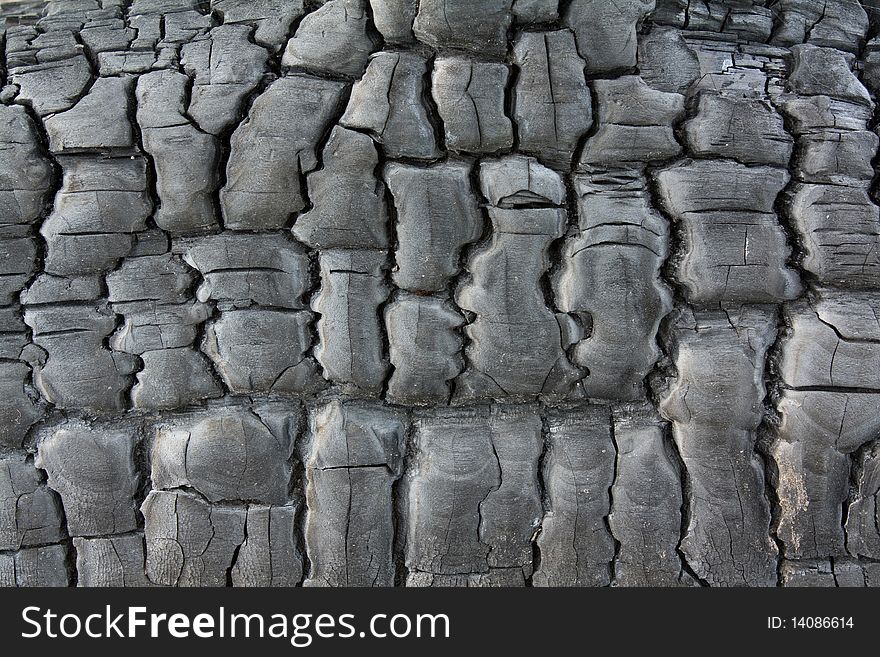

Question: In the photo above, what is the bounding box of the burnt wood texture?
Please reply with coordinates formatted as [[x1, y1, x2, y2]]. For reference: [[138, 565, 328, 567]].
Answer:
[[1, 0, 879, 587]]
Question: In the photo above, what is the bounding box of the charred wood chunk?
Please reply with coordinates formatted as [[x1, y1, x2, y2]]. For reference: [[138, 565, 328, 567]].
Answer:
[[532, 407, 616, 587], [847, 442, 880, 560], [181, 23, 269, 135], [779, 293, 880, 390], [683, 92, 793, 167], [41, 156, 152, 276], [10, 54, 92, 117], [369, 0, 416, 45], [771, 0, 869, 54], [431, 57, 513, 155], [313, 250, 389, 395], [610, 410, 694, 586], [231, 504, 302, 587], [384, 161, 483, 294], [204, 310, 321, 395], [36, 427, 140, 537], [773, 392, 880, 559], [23, 305, 139, 412], [479, 155, 566, 208], [579, 76, 684, 167], [74, 533, 154, 587], [282, 0, 378, 79], [659, 308, 778, 586], [512, 29, 592, 170], [293, 126, 389, 251], [136, 70, 220, 234], [385, 293, 464, 406], [655, 160, 801, 304], [182, 233, 310, 310], [0, 454, 64, 551], [413, 0, 512, 56], [564, 0, 654, 75], [0, 544, 70, 587], [151, 407, 297, 505], [405, 407, 542, 585], [44, 76, 134, 153], [221, 74, 347, 230], [210, 0, 305, 51], [555, 173, 672, 400], [787, 45, 871, 106], [142, 489, 246, 587], [340, 51, 440, 160], [456, 205, 581, 400], [786, 183, 880, 288], [303, 401, 406, 587]]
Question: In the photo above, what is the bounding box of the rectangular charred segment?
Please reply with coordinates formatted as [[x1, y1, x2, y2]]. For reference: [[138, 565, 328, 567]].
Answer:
[[532, 406, 615, 587], [203, 310, 321, 395], [786, 184, 880, 288], [143, 402, 304, 580], [554, 172, 672, 401], [210, 0, 305, 52], [654, 160, 802, 305], [135, 69, 221, 235], [74, 533, 154, 587], [413, 0, 512, 56], [221, 74, 348, 230], [769, 1, 869, 53], [770, 292, 880, 561], [778, 293, 880, 390], [180, 233, 323, 395], [0, 237, 37, 323], [150, 405, 298, 505], [142, 492, 301, 587], [431, 57, 513, 155], [0, 544, 70, 587], [281, 0, 378, 79], [36, 426, 140, 537], [773, 392, 880, 560], [384, 161, 483, 294], [180, 23, 269, 136], [578, 76, 684, 168], [512, 29, 592, 171], [302, 402, 406, 587], [181, 233, 311, 309], [44, 76, 134, 154], [659, 308, 779, 586], [564, 0, 654, 75], [107, 254, 222, 410], [292, 126, 389, 251], [0, 454, 65, 551], [456, 156, 581, 401], [340, 50, 440, 161], [385, 293, 464, 406], [682, 92, 794, 167], [23, 304, 139, 412], [313, 250, 390, 395], [7, 46, 92, 117], [41, 156, 152, 276], [610, 409, 694, 587], [405, 407, 543, 586]]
